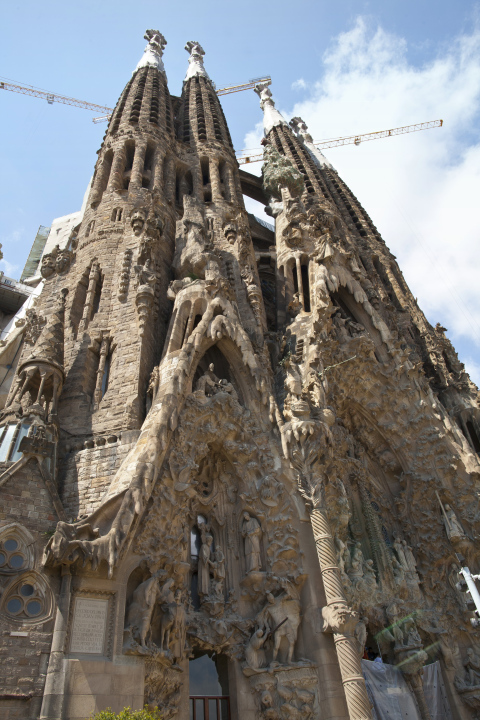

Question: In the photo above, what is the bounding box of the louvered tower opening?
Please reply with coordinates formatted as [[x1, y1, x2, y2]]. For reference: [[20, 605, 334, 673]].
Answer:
[[109, 77, 134, 135], [129, 67, 148, 124]]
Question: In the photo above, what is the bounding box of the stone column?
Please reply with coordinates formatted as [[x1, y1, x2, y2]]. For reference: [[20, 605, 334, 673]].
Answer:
[[209, 157, 222, 201], [108, 145, 127, 192], [94, 335, 110, 408], [309, 504, 372, 720], [39, 568, 72, 720], [130, 142, 147, 190], [78, 262, 100, 334], [152, 151, 164, 193]]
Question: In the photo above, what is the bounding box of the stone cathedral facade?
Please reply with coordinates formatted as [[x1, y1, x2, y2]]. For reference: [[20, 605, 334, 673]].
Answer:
[[1, 29, 480, 720]]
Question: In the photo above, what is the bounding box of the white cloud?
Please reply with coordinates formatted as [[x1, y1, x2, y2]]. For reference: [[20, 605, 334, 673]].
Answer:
[[0, 259, 19, 278], [292, 78, 307, 91], [243, 17, 480, 382]]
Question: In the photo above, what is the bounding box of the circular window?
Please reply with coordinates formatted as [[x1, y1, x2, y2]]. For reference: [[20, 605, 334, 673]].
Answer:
[[4, 539, 18, 552], [9, 554, 24, 570], [26, 600, 42, 617], [6, 597, 22, 615], [20, 584, 34, 597], [0, 553, 6, 567]]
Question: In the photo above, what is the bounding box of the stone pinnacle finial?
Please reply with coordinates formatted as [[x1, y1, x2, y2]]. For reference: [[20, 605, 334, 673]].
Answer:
[[254, 82, 287, 135], [134, 29, 167, 74], [289, 116, 333, 170], [184, 41, 210, 82], [290, 117, 314, 143]]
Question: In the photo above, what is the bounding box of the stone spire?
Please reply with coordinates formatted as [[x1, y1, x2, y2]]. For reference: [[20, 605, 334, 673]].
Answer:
[[184, 41, 210, 82], [289, 116, 334, 170], [254, 82, 287, 135], [134, 29, 167, 74]]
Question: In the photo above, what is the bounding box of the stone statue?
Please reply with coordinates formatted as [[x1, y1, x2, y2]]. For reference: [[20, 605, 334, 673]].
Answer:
[[354, 617, 368, 657], [443, 503, 466, 540], [198, 533, 213, 598], [257, 580, 301, 664], [195, 363, 222, 396], [242, 512, 262, 573], [211, 546, 225, 599], [158, 578, 177, 652], [394, 534, 410, 571], [392, 556, 406, 586], [134, 258, 156, 289], [245, 628, 268, 671], [124, 570, 162, 650]]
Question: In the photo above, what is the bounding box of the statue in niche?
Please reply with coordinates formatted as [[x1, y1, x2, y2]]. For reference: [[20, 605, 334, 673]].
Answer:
[[195, 363, 237, 399], [354, 617, 368, 657], [363, 559, 377, 591], [242, 512, 262, 574], [346, 317, 366, 337], [134, 258, 157, 290], [198, 533, 214, 598], [211, 547, 225, 600], [244, 628, 268, 671], [403, 616, 422, 648], [385, 601, 405, 650], [256, 580, 301, 665], [332, 309, 350, 343], [348, 542, 365, 585], [443, 503, 467, 541], [124, 570, 163, 651]]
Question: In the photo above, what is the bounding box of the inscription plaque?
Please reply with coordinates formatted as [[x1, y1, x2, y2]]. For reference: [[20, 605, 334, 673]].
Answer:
[[70, 597, 108, 654]]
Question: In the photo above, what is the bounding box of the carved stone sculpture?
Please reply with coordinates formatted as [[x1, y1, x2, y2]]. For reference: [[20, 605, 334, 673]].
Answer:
[[124, 571, 162, 651], [242, 512, 262, 573]]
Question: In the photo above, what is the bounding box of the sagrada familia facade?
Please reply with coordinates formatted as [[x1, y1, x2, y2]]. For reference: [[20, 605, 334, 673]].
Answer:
[[1, 29, 480, 720]]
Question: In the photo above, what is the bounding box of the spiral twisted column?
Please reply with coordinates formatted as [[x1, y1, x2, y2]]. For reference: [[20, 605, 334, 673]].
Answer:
[[310, 506, 373, 720]]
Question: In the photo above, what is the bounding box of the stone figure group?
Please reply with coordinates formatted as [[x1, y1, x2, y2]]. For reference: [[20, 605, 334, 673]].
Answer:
[[244, 579, 301, 671], [197, 521, 226, 605], [123, 571, 186, 661]]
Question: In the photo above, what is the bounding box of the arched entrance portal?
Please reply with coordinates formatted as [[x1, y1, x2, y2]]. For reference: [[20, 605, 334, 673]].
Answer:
[[189, 651, 230, 719]]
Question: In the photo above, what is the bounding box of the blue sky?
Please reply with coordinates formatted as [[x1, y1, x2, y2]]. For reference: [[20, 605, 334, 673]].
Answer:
[[1, 0, 479, 382]]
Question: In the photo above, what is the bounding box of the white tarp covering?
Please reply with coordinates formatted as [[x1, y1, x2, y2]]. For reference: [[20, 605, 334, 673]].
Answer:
[[362, 659, 421, 720], [422, 662, 453, 720], [362, 660, 453, 720]]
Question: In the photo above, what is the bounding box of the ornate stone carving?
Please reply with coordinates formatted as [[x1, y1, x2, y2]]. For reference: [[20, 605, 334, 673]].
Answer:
[[242, 512, 262, 574], [40, 244, 74, 278]]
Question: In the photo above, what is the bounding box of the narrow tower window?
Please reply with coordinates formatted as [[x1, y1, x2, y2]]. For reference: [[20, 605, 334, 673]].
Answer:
[[301, 262, 311, 312]]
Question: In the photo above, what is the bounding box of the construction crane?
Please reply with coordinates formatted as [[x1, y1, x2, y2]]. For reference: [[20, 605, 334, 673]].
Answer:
[[0, 79, 113, 115], [0, 76, 443, 162], [0, 75, 272, 124], [237, 119, 443, 164]]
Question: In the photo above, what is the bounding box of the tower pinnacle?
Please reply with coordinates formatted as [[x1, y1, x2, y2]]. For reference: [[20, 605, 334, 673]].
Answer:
[[254, 82, 287, 135], [184, 41, 210, 81], [289, 116, 334, 170], [134, 29, 167, 74]]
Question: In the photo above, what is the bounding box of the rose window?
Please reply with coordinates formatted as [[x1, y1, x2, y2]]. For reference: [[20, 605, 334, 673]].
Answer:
[[0, 537, 26, 573]]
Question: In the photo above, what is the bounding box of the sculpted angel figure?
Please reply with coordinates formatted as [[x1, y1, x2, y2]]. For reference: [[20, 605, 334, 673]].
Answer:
[[198, 534, 213, 598], [242, 512, 262, 573]]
